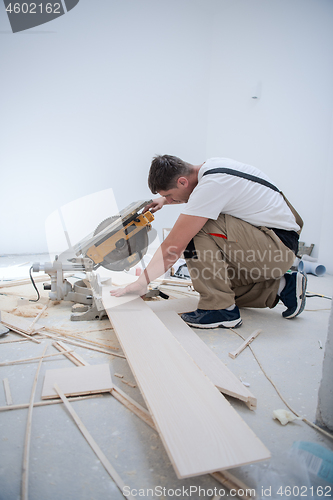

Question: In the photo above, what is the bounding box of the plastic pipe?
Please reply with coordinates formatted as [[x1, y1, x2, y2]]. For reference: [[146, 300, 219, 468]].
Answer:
[[298, 260, 326, 276]]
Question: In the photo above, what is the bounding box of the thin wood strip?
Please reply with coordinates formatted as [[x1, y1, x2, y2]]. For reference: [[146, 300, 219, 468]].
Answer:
[[52, 342, 82, 367], [45, 327, 119, 351], [120, 379, 136, 388], [102, 290, 270, 478], [3, 378, 13, 405], [27, 305, 48, 332], [54, 383, 135, 500], [0, 394, 102, 412], [111, 385, 155, 429], [0, 275, 50, 289], [0, 350, 74, 367], [0, 311, 43, 335], [22, 346, 47, 500], [52, 341, 89, 366], [40, 331, 125, 358], [0, 338, 29, 344], [211, 471, 253, 500], [1, 325, 41, 344], [228, 330, 262, 359]]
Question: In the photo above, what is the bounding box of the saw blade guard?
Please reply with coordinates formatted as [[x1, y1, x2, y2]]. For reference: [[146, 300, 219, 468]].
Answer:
[[74, 200, 156, 272]]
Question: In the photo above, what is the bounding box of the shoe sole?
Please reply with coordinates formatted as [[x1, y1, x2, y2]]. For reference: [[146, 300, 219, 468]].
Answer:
[[183, 318, 243, 329], [283, 272, 307, 319]]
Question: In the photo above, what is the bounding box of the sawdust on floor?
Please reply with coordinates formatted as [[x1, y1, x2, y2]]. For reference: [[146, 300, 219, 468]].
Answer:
[[9, 303, 49, 318]]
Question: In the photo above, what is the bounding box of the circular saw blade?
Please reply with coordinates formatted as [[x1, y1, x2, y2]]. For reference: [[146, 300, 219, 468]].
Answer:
[[93, 217, 149, 271]]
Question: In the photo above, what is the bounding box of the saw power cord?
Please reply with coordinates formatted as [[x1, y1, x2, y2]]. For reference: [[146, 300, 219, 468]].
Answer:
[[29, 266, 40, 302], [306, 291, 332, 300], [229, 327, 333, 441]]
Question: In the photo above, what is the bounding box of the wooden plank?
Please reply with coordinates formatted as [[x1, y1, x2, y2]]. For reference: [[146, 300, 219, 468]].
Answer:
[[54, 384, 135, 500], [3, 378, 13, 405], [229, 330, 262, 359], [0, 311, 43, 335], [156, 311, 256, 410], [41, 364, 113, 399], [22, 346, 47, 500], [147, 295, 199, 314], [102, 289, 270, 478]]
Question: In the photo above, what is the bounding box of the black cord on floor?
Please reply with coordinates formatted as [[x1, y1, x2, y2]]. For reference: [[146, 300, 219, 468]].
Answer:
[[306, 292, 332, 300], [29, 266, 40, 302]]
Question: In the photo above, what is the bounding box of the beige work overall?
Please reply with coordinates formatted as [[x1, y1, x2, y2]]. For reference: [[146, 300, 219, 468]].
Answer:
[[186, 214, 296, 310]]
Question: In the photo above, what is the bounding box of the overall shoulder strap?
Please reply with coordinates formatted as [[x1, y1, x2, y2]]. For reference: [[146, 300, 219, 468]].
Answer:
[[202, 167, 303, 233], [202, 167, 280, 192]]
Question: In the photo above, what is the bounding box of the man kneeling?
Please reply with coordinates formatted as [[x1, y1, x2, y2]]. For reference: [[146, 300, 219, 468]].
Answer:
[[111, 155, 307, 329]]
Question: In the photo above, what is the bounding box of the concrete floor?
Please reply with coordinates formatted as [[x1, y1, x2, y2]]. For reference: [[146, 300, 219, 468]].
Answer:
[[0, 255, 332, 500]]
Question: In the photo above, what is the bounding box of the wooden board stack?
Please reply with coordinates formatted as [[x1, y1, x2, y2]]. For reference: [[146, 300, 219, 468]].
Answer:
[[102, 288, 270, 479]]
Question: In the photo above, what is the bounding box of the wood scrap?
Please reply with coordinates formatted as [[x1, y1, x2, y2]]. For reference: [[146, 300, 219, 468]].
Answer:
[[102, 289, 270, 478], [0, 393, 103, 412], [39, 331, 125, 358], [27, 304, 48, 331], [0, 310, 43, 334], [111, 385, 155, 430], [22, 346, 47, 500], [1, 325, 41, 344], [156, 310, 256, 410], [0, 274, 50, 289], [54, 383, 135, 500], [41, 364, 113, 399], [114, 373, 124, 378], [211, 471, 253, 500], [3, 378, 13, 405], [0, 350, 74, 367], [52, 341, 89, 366], [44, 326, 119, 350], [228, 330, 262, 359], [0, 338, 29, 344], [120, 379, 136, 388]]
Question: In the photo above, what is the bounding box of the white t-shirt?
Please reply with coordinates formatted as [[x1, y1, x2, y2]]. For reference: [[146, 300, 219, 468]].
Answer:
[[180, 158, 300, 231]]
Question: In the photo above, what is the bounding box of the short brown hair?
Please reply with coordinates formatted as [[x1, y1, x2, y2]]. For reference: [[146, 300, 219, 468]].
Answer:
[[148, 155, 192, 194]]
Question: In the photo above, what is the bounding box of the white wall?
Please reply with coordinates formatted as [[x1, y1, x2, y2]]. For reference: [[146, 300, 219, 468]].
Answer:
[[1, 0, 333, 271], [0, 0, 213, 254], [206, 0, 333, 267]]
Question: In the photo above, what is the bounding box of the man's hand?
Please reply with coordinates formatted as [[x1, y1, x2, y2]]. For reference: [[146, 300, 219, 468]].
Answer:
[[143, 197, 166, 214], [110, 280, 148, 297]]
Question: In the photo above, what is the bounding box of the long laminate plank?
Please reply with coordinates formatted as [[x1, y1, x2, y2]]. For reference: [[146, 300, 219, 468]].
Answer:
[[147, 295, 199, 314], [102, 288, 270, 478], [156, 310, 256, 409]]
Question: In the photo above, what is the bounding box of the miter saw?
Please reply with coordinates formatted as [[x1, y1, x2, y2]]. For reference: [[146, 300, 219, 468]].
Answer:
[[32, 200, 156, 320]]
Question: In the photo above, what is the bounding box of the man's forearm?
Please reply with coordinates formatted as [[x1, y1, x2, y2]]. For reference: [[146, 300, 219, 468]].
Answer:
[[138, 241, 183, 286]]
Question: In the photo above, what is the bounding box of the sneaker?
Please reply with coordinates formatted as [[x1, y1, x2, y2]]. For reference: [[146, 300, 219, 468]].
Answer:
[[181, 306, 242, 329], [279, 271, 307, 319]]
